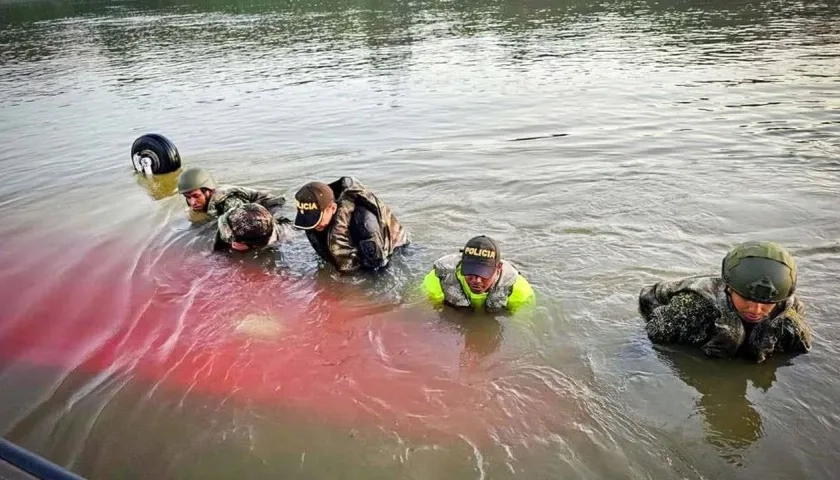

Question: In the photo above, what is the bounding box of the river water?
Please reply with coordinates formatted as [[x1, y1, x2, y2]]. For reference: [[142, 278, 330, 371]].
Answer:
[[1, 0, 839, 478]]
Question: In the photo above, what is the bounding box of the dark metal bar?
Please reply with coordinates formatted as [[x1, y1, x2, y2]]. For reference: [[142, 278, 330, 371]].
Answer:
[[0, 437, 85, 480]]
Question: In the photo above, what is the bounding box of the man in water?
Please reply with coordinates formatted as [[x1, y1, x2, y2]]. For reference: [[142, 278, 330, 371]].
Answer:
[[177, 167, 285, 220], [214, 203, 292, 252], [639, 240, 812, 363], [292, 177, 409, 273], [422, 236, 535, 313]]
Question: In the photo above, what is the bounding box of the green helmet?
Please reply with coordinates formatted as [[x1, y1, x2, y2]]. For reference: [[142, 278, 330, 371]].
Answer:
[[721, 241, 796, 303], [177, 167, 216, 194]]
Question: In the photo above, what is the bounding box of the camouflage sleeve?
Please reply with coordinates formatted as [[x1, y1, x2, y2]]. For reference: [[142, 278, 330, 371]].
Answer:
[[330, 230, 360, 273], [244, 187, 285, 210], [639, 276, 720, 319], [777, 298, 812, 353], [745, 301, 812, 363], [639, 284, 663, 320], [779, 308, 813, 353], [216, 195, 249, 215], [644, 292, 718, 348], [700, 308, 744, 359], [639, 279, 691, 320], [254, 192, 285, 210]]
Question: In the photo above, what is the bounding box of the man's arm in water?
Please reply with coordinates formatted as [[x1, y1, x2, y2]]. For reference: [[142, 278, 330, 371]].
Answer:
[[638, 277, 704, 320], [253, 190, 286, 210], [750, 298, 813, 361], [422, 269, 445, 305], [639, 282, 669, 320], [507, 275, 535, 313], [220, 187, 286, 214], [643, 292, 737, 357], [780, 298, 813, 353]]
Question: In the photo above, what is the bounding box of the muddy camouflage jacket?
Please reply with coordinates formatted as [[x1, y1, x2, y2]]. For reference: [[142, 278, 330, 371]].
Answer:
[[639, 275, 812, 363], [206, 185, 286, 218], [304, 177, 408, 273], [213, 218, 292, 251]]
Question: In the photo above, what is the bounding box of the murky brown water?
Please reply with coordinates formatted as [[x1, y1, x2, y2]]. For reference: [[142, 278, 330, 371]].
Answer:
[[1, 0, 839, 478]]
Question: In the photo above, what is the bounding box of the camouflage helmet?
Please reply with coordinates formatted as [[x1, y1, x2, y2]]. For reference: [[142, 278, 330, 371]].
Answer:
[[177, 167, 216, 194], [217, 203, 275, 246], [721, 241, 796, 303]]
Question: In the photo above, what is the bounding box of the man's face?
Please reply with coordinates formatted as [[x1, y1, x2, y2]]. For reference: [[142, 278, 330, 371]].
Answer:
[[464, 265, 501, 294], [183, 188, 210, 212], [313, 203, 337, 232], [730, 290, 776, 323]]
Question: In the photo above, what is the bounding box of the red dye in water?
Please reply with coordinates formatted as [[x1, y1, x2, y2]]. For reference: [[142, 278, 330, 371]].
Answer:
[[0, 229, 508, 438]]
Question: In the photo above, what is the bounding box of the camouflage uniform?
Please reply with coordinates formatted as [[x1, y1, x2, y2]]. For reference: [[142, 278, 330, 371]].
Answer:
[[304, 177, 408, 273], [639, 275, 812, 362], [205, 185, 285, 218]]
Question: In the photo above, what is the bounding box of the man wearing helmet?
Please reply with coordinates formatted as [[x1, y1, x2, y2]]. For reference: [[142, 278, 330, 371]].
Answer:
[[214, 203, 292, 252], [176, 167, 286, 220], [638, 241, 812, 363]]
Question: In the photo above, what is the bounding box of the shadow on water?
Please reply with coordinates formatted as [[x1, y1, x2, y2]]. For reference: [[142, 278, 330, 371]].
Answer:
[[653, 345, 795, 465], [435, 308, 505, 372]]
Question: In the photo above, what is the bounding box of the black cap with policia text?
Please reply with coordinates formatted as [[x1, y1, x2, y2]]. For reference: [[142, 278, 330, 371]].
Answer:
[[460, 235, 501, 278], [293, 182, 335, 230]]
